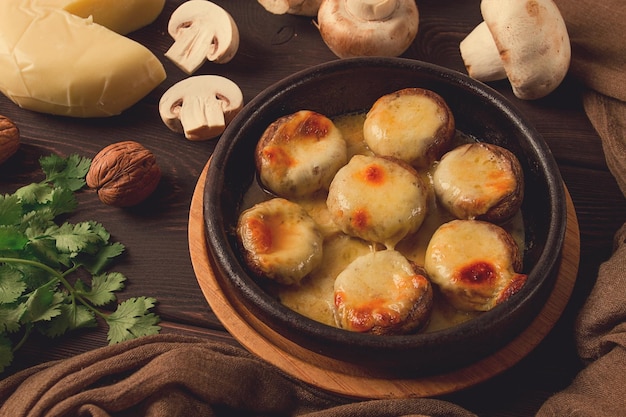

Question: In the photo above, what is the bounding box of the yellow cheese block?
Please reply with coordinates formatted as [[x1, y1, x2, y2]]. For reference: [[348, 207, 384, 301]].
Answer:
[[33, 0, 165, 35], [0, 0, 166, 117]]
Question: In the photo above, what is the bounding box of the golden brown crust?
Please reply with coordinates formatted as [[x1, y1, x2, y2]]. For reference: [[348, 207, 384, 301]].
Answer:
[[433, 142, 524, 223], [424, 219, 527, 312], [255, 110, 347, 197], [237, 198, 323, 285], [363, 87, 455, 169], [334, 250, 434, 335], [326, 154, 429, 248]]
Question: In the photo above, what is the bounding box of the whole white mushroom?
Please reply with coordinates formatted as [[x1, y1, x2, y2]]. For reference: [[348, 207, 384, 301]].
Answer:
[[257, 0, 322, 16], [460, 0, 571, 100], [316, 0, 419, 58]]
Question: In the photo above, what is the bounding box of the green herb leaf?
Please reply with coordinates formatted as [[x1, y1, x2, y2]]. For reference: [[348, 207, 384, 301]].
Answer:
[[22, 286, 63, 324], [0, 303, 26, 333], [0, 153, 161, 372], [0, 265, 26, 304], [52, 222, 104, 256], [40, 153, 91, 191], [106, 297, 161, 344], [76, 272, 126, 306], [0, 194, 22, 226], [76, 242, 125, 275], [0, 226, 28, 252], [43, 303, 96, 338]]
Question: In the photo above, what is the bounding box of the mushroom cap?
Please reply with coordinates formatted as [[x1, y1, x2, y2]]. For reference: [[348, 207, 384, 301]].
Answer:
[[165, 0, 239, 74], [317, 0, 419, 59], [258, 0, 322, 16], [481, 0, 571, 100], [159, 75, 244, 141]]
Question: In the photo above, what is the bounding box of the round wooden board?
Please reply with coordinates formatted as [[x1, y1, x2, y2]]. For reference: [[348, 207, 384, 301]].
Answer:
[[189, 162, 580, 399]]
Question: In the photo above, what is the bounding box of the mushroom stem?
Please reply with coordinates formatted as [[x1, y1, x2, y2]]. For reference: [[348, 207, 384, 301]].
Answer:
[[346, 0, 397, 21], [459, 21, 507, 82], [159, 75, 244, 141], [165, 0, 239, 75], [179, 95, 227, 141], [165, 27, 220, 75]]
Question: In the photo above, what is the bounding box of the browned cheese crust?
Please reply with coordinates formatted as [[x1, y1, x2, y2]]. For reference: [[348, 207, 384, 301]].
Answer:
[[363, 87, 455, 169], [334, 249, 434, 335], [255, 110, 347, 198], [326, 154, 429, 248], [432, 142, 524, 223], [424, 219, 527, 312], [237, 198, 323, 285]]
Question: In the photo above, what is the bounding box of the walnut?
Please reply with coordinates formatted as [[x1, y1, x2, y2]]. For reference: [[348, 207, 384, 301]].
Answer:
[[86, 141, 161, 207], [0, 115, 20, 165]]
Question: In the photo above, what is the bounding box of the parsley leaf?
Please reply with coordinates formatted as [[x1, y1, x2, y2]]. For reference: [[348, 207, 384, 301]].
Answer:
[[0, 266, 26, 304], [106, 297, 161, 344], [0, 154, 161, 373], [75, 272, 126, 306], [40, 153, 91, 191], [0, 194, 22, 226]]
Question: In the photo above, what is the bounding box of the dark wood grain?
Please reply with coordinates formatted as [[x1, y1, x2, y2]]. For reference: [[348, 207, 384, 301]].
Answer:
[[1, 1, 625, 416]]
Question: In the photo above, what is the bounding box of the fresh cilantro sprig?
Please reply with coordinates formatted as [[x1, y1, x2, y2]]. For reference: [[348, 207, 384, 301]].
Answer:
[[0, 154, 161, 373]]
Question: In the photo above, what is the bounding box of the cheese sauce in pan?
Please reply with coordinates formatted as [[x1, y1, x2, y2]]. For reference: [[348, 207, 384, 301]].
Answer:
[[241, 112, 525, 333]]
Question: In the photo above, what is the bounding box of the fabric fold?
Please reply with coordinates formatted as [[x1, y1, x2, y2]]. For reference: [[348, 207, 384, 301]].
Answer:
[[0, 335, 348, 417]]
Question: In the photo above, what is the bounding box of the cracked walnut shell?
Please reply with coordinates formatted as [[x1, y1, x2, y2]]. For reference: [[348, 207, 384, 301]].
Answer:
[[86, 141, 161, 207], [0, 115, 20, 165]]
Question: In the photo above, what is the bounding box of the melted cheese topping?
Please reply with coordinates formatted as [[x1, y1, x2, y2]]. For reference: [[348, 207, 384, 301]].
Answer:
[[424, 219, 526, 311], [433, 142, 521, 221], [256, 110, 348, 198], [278, 234, 372, 326], [326, 154, 429, 249], [241, 109, 525, 332], [363, 88, 453, 168], [237, 198, 323, 285], [334, 249, 432, 334]]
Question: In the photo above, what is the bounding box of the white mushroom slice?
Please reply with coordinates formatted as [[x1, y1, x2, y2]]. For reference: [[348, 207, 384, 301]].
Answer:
[[333, 249, 433, 335], [459, 0, 571, 100], [424, 219, 528, 312], [258, 0, 322, 16], [165, 0, 239, 74], [316, 0, 419, 58], [237, 198, 324, 286], [159, 75, 243, 141]]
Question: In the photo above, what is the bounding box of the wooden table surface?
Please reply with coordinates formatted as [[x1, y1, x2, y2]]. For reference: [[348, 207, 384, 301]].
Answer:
[[2, 1, 626, 416]]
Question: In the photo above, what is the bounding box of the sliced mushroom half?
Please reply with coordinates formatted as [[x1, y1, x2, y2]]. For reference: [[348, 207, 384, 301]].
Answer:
[[159, 75, 244, 141], [165, 0, 240, 74]]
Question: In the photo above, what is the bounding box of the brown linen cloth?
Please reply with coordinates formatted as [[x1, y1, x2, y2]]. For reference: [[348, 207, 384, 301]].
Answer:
[[0, 334, 476, 417], [1, 1, 625, 416]]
